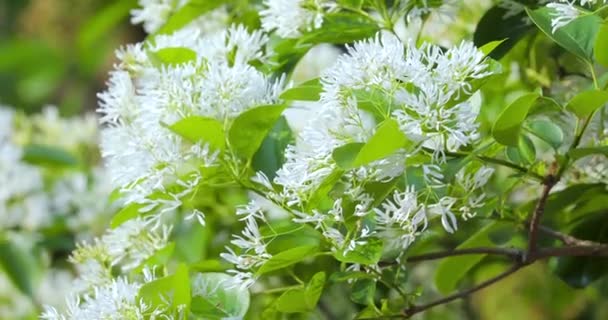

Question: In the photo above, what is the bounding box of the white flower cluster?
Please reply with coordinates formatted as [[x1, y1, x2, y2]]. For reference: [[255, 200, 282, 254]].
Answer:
[[99, 24, 283, 213], [0, 106, 115, 319], [229, 32, 495, 268], [0, 106, 113, 232], [260, 0, 338, 38], [500, 0, 607, 33]]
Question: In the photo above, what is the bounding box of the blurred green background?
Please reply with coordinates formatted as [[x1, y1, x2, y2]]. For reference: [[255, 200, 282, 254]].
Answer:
[[0, 0, 143, 115]]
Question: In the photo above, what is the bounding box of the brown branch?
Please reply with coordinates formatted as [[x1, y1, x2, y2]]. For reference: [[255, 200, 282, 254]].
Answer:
[[402, 264, 523, 318], [527, 174, 557, 258], [538, 225, 600, 247], [396, 241, 608, 318]]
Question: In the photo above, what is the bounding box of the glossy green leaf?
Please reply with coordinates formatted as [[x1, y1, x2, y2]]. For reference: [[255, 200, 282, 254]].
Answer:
[[553, 212, 608, 288], [528, 119, 564, 149], [479, 39, 508, 56], [21, 144, 78, 167], [299, 12, 380, 45], [152, 47, 197, 65], [353, 119, 409, 166], [258, 245, 319, 274], [350, 279, 376, 305], [276, 289, 309, 313], [518, 135, 537, 164], [305, 272, 326, 308], [252, 116, 294, 180], [138, 275, 174, 307], [595, 21, 608, 66], [279, 78, 322, 101], [330, 271, 376, 283], [492, 93, 540, 146], [336, 237, 383, 265], [474, 5, 532, 59], [228, 104, 287, 160], [434, 221, 512, 294], [565, 90, 608, 119], [110, 203, 143, 228], [191, 272, 250, 318], [332, 142, 365, 169], [275, 272, 326, 313], [332, 119, 409, 169], [526, 7, 602, 61], [169, 116, 225, 150], [156, 0, 223, 35]]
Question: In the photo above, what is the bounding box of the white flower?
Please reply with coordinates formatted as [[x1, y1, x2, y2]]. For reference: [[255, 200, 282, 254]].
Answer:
[[260, 0, 336, 38], [41, 278, 164, 320], [101, 218, 171, 271], [185, 209, 206, 226], [547, 2, 581, 33], [374, 188, 427, 250]]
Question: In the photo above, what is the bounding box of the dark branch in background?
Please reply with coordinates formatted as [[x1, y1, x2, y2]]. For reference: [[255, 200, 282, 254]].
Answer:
[[403, 264, 522, 318], [527, 173, 557, 258]]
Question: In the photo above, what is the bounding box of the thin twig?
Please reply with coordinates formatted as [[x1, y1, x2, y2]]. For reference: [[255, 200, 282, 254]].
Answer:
[[402, 264, 523, 318], [538, 225, 600, 247], [527, 174, 556, 258]]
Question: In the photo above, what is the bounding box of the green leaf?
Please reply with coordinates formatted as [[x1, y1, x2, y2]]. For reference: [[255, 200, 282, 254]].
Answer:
[[568, 146, 608, 160], [474, 5, 533, 59], [492, 93, 540, 146], [110, 203, 143, 228], [595, 21, 608, 67], [169, 116, 225, 151], [174, 222, 208, 264], [434, 221, 512, 294], [252, 116, 294, 180], [350, 279, 376, 305], [191, 297, 230, 319], [338, 0, 363, 9], [330, 271, 376, 283], [526, 7, 602, 61], [565, 90, 608, 119], [155, 0, 223, 35], [336, 237, 383, 265], [353, 119, 409, 166], [0, 239, 36, 297], [527, 119, 564, 149], [173, 264, 191, 309], [258, 245, 319, 274], [332, 143, 365, 169], [305, 272, 326, 308], [138, 275, 174, 307], [275, 271, 326, 313], [299, 12, 380, 44], [152, 47, 197, 65], [518, 135, 537, 164], [279, 78, 322, 101], [276, 289, 309, 313], [479, 39, 508, 56], [21, 144, 78, 167], [191, 273, 250, 318], [332, 119, 409, 169], [553, 212, 608, 288], [229, 104, 287, 160], [135, 243, 175, 272]]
